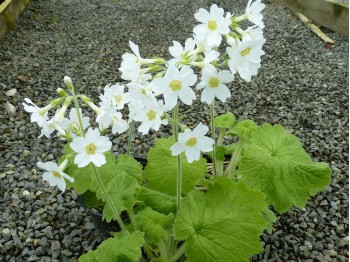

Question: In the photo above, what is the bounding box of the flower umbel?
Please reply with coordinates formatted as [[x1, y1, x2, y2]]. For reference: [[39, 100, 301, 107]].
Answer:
[[171, 123, 214, 163], [70, 128, 112, 167]]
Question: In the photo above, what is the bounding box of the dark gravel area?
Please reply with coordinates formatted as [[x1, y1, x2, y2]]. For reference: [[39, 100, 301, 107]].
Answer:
[[0, 0, 348, 261]]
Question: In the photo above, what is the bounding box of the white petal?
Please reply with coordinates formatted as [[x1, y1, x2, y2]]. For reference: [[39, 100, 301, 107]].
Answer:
[[215, 84, 231, 102], [196, 136, 215, 152], [90, 153, 106, 167], [185, 146, 200, 163], [193, 24, 208, 38], [207, 31, 221, 47], [194, 8, 210, 23], [201, 87, 215, 105], [218, 70, 234, 83], [138, 121, 153, 135], [74, 153, 90, 168], [37, 161, 57, 171], [70, 137, 87, 153], [192, 123, 209, 137], [178, 87, 196, 105], [210, 4, 224, 20], [169, 41, 183, 58], [171, 142, 186, 156], [129, 41, 140, 57]]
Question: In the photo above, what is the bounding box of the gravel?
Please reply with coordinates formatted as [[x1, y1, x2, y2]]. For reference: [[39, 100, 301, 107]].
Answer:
[[0, 0, 348, 261]]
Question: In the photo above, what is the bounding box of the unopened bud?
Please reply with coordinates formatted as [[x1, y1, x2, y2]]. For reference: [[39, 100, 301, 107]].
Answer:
[[57, 88, 68, 97], [64, 76, 74, 92]]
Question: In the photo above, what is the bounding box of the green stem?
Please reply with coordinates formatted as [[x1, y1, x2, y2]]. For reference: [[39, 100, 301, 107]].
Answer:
[[224, 138, 245, 177], [127, 121, 134, 155], [169, 244, 186, 262], [158, 240, 169, 260], [143, 242, 155, 261], [173, 105, 182, 211], [210, 103, 217, 177], [91, 164, 128, 232], [216, 128, 225, 176], [71, 92, 85, 137]]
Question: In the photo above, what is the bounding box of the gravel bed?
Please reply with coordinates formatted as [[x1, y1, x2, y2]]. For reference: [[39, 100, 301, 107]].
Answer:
[[0, 0, 348, 261]]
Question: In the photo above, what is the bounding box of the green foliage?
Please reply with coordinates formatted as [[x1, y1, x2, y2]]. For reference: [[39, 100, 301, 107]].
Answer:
[[78, 231, 144, 262], [261, 207, 277, 233], [144, 137, 207, 196], [103, 172, 138, 222], [238, 124, 332, 213], [134, 207, 174, 244], [136, 186, 176, 215], [227, 119, 257, 140], [173, 177, 267, 262], [116, 154, 143, 183], [82, 190, 104, 208], [214, 112, 236, 129]]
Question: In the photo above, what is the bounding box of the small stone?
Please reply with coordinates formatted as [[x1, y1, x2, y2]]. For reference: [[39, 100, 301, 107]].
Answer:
[[61, 249, 73, 256], [329, 249, 337, 257], [2, 228, 11, 235], [23, 190, 31, 196]]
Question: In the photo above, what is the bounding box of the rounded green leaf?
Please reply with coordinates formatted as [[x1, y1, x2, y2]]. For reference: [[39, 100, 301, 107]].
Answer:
[[214, 112, 236, 129], [227, 119, 257, 140], [239, 124, 332, 213], [173, 177, 266, 262]]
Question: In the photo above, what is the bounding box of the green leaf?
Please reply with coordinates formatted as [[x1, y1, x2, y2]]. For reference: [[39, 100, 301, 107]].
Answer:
[[214, 112, 236, 129], [144, 137, 207, 196], [64, 162, 93, 194], [227, 119, 257, 140], [134, 207, 174, 244], [173, 177, 266, 262], [78, 231, 144, 262], [223, 143, 236, 155], [103, 172, 138, 222], [261, 206, 277, 233], [214, 145, 226, 161], [116, 154, 143, 183], [82, 190, 104, 208], [136, 186, 176, 215], [238, 124, 332, 213]]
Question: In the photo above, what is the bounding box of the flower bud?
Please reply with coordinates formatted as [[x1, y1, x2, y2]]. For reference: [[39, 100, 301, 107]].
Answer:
[[64, 76, 74, 92], [57, 88, 68, 97]]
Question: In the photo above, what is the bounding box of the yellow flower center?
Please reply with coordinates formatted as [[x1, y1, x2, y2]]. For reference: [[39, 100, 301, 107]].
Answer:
[[141, 88, 147, 95], [240, 48, 251, 57], [147, 110, 157, 121], [52, 171, 62, 179], [186, 137, 197, 147], [208, 20, 218, 31], [86, 143, 97, 155], [169, 80, 182, 91], [115, 95, 123, 103], [209, 77, 219, 88]]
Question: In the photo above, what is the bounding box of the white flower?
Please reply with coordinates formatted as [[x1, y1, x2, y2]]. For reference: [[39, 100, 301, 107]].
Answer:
[[245, 0, 265, 28], [152, 65, 197, 110], [133, 99, 166, 135], [127, 82, 155, 106], [119, 41, 142, 81], [61, 108, 90, 137], [22, 98, 50, 127], [111, 111, 129, 134], [169, 38, 196, 67], [242, 26, 264, 42], [37, 160, 74, 192], [171, 123, 214, 163], [227, 38, 265, 82], [39, 118, 66, 138], [99, 83, 130, 110], [193, 4, 232, 47], [192, 50, 220, 72], [70, 128, 112, 167], [197, 68, 234, 104]]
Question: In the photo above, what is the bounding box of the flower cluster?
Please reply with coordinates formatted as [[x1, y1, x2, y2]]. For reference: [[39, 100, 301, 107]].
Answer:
[[23, 1, 266, 192]]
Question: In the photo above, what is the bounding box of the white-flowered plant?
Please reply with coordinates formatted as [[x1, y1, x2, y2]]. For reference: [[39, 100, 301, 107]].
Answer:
[[22, 2, 331, 262]]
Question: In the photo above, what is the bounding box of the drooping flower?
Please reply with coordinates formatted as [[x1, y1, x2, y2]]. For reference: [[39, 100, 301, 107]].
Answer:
[[39, 118, 66, 138], [133, 99, 166, 135], [241, 26, 264, 42], [152, 65, 197, 110], [197, 68, 234, 104], [227, 38, 265, 82], [245, 0, 265, 28], [171, 123, 214, 163], [119, 41, 142, 81], [70, 128, 112, 167], [193, 4, 232, 47], [22, 98, 50, 127], [37, 160, 74, 192]]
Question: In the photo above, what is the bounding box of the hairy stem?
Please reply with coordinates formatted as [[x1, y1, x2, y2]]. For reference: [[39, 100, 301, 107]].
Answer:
[[169, 244, 186, 262], [216, 127, 226, 176], [173, 105, 183, 211], [127, 121, 134, 155], [225, 138, 245, 177], [210, 103, 217, 176]]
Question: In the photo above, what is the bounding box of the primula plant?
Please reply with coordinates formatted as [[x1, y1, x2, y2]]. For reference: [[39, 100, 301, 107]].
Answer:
[[23, 1, 332, 261]]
